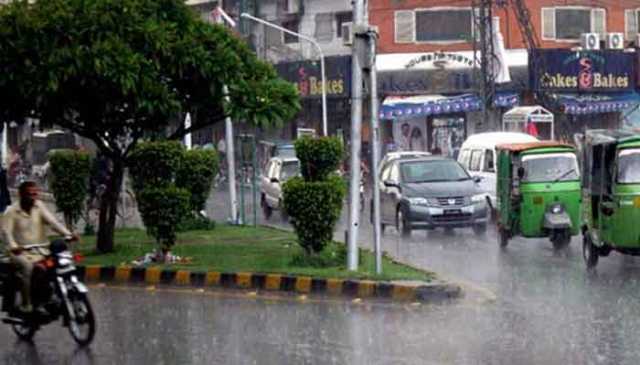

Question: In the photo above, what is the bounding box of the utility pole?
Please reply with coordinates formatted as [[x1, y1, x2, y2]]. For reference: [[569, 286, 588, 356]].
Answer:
[[347, 0, 366, 271], [472, 0, 496, 129], [367, 29, 382, 274]]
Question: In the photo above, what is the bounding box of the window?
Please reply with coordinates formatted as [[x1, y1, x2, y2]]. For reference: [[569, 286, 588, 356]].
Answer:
[[280, 161, 300, 181], [315, 13, 333, 42], [282, 19, 300, 44], [483, 150, 495, 172], [541, 7, 606, 41], [617, 149, 640, 184], [336, 12, 353, 38], [395, 8, 472, 44], [470, 150, 483, 172], [459, 149, 471, 169], [624, 9, 640, 40], [521, 153, 579, 183]]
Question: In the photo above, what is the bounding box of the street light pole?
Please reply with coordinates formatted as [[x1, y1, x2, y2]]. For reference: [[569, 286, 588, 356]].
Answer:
[[240, 13, 328, 137], [347, 0, 366, 271], [367, 30, 382, 274]]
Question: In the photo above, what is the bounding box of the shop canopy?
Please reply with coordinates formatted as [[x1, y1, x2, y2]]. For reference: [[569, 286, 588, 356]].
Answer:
[[379, 91, 519, 120], [549, 92, 640, 115]]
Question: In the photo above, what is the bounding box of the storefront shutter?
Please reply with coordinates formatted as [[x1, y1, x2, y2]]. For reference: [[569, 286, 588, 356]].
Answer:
[[591, 8, 606, 39], [625, 9, 638, 40], [541, 8, 555, 40], [395, 10, 415, 43]]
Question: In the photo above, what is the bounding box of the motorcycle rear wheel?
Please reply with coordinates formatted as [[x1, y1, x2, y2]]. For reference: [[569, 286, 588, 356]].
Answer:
[[68, 294, 96, 347]]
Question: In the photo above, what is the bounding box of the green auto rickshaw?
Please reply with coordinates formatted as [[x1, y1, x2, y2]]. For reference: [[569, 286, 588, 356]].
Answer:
[[579, 130, 640, 269], [496, 141, 581, 249]]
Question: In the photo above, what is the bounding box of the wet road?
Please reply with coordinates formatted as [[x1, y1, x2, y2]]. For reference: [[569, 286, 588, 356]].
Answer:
[[205, 188, 640, 364], [2, 189, 640, 364]]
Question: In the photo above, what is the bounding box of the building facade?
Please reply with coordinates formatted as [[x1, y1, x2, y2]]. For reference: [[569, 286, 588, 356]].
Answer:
[[369, 0, 640, 156]]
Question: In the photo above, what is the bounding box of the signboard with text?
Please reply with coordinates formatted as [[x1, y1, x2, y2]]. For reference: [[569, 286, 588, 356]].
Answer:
[[531, 49, 635, 92], [275, 56, 351, 99]]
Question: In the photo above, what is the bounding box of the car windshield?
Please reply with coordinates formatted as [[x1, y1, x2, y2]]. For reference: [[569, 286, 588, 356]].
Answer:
[[521, 153, 579, 183], [280, 161, 300, 181], [618, 148, 640, 184], [400, 160, 469, 183]]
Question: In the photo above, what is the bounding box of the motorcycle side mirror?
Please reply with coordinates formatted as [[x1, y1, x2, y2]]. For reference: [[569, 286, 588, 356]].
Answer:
[[517, 167, 525, 180]]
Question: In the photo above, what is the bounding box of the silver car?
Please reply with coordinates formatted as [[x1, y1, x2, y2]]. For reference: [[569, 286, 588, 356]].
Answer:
[[260, 157, 300, 220]]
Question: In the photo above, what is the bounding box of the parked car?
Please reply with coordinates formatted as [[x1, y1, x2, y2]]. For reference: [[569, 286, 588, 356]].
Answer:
[[260, 156, 300, 220], [379, 151, 432, 172], [458, 132, 538, 212], [376, 156, 488, 237]]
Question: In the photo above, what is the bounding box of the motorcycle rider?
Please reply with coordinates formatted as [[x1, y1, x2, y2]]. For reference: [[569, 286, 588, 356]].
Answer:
[[2, 181, 77, 313]]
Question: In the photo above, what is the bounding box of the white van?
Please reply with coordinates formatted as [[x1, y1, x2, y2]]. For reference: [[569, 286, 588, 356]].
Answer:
[[458, 132, 538, 211]]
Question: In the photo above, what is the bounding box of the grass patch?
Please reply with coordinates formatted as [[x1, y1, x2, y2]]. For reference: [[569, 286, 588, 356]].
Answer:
[[77, 225, 433, 282]]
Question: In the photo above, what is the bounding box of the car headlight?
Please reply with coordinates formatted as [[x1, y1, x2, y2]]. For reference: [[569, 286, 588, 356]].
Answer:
[[551, 204, 563, 214], [408, 197, 428, 206], [471, 194, 486, 203]]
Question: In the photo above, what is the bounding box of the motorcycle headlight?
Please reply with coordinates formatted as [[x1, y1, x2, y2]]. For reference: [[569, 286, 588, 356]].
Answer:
[[471, 194, 486, 203], [551, 204, 563, 214], [408, 197, 428, 206]]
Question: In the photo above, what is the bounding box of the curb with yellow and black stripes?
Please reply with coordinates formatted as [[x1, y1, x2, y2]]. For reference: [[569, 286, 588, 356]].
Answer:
[[77, 265, 461, 302]]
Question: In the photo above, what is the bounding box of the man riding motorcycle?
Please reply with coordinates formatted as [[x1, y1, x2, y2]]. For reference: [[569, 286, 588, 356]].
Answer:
[[2, 181, 78, 313]]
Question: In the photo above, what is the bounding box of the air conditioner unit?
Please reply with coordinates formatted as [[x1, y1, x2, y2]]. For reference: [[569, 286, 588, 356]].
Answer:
[[581, 33, 600, 50], [342, 22, 353, 45], [607, 33, 624, 49]]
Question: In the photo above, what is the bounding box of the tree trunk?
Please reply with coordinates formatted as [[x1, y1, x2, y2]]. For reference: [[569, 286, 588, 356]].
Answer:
[[96, 159, 124, 253]]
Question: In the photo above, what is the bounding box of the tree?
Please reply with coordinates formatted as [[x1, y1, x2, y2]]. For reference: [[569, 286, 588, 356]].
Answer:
[[48, 149, 92, 231], [0, 0, 299, 252]]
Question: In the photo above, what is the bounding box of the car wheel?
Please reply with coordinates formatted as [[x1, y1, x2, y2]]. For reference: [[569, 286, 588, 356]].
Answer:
[[397, 209, 411, 238], [261, 197, 272, 220], [583, 234, 599, 269]]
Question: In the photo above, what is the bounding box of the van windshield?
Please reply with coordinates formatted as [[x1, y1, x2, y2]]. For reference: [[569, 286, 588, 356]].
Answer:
[[521, 153, 579, 183], [618, 149, 640, 184]]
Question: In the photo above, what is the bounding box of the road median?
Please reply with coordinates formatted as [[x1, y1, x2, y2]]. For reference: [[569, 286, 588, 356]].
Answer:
[[77, 264, 460, 302]]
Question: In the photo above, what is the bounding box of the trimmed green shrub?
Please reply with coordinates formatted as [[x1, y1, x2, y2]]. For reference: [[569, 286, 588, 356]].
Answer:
[[137, 186, 191, 250], [129, 141, 184, 193], [294, 136, 343, 181], [176, 149, 218, 212], [48, 149, 92, 230], [283, 175, 345, 254]]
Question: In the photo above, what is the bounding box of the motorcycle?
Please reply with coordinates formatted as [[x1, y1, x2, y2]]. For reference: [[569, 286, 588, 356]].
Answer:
[[0, 240, 96, 346]]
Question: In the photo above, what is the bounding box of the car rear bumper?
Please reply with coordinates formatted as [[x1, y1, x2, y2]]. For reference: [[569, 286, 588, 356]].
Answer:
[[406, 202, 488, 229]]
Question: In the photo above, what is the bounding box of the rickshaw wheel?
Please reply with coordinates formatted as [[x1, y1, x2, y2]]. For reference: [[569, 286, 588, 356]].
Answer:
[[498, 227, 509, 248], [551, 230, 571, 250], [583, 234, 599, 269]]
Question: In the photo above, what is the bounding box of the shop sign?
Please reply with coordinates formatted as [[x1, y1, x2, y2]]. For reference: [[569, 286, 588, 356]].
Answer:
[[531, 50, 635, 92], [404, 52, 476, 69], [275, 56, 351, 98]]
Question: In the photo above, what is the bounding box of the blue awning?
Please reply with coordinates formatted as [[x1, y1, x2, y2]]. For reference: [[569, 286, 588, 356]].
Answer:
[[550, 92, 640, 115], [380, 91, 519, 120]]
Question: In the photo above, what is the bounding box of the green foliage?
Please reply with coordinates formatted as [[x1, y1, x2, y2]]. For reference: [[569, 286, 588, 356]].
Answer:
[[290, 242, 348, 268], [177, 213, 216, 232], [0, 0, 300, 251], [294, 137, 344, 181], [129, 141, 184, 193], [176, 149, 218, 212], [48, 149, 92, 230], [282, 175, 346, 254], [137, 186, 191, 250]]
